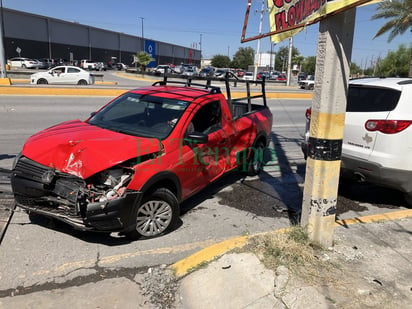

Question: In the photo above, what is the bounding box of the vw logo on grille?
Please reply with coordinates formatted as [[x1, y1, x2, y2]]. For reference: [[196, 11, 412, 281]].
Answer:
[[41, 169, 55, 184]]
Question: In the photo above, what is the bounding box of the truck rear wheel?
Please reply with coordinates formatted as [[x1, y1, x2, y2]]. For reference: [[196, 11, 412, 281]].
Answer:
[[247, 139, 265, 176], [125, 188, 179, 239], [404, 193, 412, 206]]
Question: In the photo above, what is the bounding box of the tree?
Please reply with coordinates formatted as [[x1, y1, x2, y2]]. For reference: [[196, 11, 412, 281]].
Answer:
[[231, 47, 254, 69], [301, 56, 316, 75], [211, 55, 231, 68], [274, 46, 300, 72], [375, 44, 411, 77], [371, 0, 412, 77], [350, 62, 362, 77], [133, 51, 153, 73]]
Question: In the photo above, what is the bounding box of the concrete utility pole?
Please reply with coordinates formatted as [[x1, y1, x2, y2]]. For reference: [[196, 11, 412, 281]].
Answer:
[[301, 8, 356, 247]]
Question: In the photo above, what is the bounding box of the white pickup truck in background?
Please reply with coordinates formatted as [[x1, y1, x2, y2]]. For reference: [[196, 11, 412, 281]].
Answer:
[[80, 59, 106, 71], [299, 75, 315, 90]]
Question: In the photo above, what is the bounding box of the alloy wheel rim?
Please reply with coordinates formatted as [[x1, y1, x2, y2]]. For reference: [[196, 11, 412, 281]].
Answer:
[[136, 200, 172, 236]]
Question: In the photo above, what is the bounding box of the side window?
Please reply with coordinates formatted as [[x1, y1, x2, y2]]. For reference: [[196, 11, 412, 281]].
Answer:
[[190, 101, 222, 134], [68, 67, 80, 73]]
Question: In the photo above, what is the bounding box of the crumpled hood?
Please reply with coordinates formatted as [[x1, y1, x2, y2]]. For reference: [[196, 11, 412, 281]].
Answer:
[[22, 120, 162, 179]]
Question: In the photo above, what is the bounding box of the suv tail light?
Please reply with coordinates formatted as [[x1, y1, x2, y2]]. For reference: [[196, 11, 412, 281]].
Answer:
[[365, 119, 412, 134], [305, 108, 311, 120]]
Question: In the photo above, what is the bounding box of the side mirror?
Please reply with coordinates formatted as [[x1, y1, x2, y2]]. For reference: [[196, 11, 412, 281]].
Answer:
[[184, 132, 208, 145]]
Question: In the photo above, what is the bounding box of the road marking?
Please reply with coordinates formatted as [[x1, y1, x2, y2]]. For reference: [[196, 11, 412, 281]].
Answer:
[[28, 238, 221, 277]]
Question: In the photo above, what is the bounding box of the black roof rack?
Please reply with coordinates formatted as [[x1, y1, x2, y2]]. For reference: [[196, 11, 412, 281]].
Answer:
[[152, 77, 222, 94], [152, 70, 267, 115]]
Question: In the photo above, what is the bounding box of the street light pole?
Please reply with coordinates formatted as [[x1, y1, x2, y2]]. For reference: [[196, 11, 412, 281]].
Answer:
[[253, 0, 265, 81], [139, 17, 144, 51], [0, 0, 6, 78]]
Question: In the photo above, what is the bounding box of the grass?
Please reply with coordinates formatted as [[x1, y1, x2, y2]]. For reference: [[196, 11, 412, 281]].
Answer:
[[243, 226, 339, 284]]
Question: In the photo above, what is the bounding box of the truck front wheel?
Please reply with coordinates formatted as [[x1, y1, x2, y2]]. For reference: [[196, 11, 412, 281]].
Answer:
[[125, 188, 179, 239]]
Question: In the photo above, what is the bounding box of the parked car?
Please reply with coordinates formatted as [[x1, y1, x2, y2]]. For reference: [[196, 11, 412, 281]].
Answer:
[[30, 65, 95, 85], [298, 72, 307, 81], [257, 71, 270, 80], [153, 64, 173, 75], [11, 77, 272, 239], [299, 75, 315, 89], [8, 57, 39, 69], [270, 71, 281, 80], [236, 70, 245, 78], [116, 63, 128, 70], [80, 59, 101, 70], [243, 71, 254, 80], [33, 59, 48, 69], [182, 67, 198, 76], [301, 77, 412, 205], [214, 68, 229, 78], [199, 67, 215, 77], [39, 58, 56, 69], [276, 74, 287, 81]]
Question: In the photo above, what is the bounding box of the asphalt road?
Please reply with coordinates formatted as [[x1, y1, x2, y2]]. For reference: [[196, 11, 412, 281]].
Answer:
[[0, 94, 410, 298]]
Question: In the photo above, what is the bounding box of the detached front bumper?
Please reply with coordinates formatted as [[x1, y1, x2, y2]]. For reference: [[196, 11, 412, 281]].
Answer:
[[11, 156, 142, 232], [14, 190, 141, 232]]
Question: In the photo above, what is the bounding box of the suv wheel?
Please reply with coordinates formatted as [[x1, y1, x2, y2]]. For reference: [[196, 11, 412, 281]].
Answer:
[[125, 188, 179, 239]]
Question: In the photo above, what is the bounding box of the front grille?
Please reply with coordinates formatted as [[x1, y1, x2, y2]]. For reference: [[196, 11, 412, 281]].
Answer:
[[14, 156, 49, 182], [13, 157, 85, 216]]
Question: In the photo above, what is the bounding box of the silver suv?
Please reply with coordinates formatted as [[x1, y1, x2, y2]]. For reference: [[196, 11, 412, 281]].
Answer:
[[302, 78, 412, 205]]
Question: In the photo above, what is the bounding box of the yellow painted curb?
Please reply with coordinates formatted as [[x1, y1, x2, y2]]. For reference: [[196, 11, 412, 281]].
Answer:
[[172, 236, 248, 277], [335, 208, 412, 227], [171, 208, 412, 278], [10, 79, 30, 84], [228, 92, 312, 99], [0, 87, 127, 96], [95, 81, 118, 85], [0, 78, 11, 85], [9, 80, 117, 86], [0, 86, 312, 99]]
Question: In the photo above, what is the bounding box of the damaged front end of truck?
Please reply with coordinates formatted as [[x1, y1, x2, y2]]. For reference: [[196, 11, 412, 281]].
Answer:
[[11, 155, 143, 232]]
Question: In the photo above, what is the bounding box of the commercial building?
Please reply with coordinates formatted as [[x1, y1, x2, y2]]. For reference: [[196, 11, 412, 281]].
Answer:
[[1, 8, 201, 68]]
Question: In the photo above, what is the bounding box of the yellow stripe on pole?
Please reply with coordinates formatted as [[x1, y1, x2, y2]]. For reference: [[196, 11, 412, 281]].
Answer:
[[310, 110, 345, 140]]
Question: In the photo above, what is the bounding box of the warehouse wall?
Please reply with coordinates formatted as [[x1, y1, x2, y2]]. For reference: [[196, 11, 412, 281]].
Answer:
[[2, 8, 200, 67]]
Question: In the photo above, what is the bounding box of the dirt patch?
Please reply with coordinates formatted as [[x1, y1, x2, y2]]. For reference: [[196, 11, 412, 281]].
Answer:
[[244, 221, 412, 308]]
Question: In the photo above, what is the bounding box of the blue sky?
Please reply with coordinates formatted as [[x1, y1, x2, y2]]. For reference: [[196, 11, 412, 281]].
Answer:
[[3, 0, 409, 67]]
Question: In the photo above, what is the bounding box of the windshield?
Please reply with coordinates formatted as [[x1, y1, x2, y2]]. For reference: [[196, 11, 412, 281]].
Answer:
[[88, 92, 190, 139]]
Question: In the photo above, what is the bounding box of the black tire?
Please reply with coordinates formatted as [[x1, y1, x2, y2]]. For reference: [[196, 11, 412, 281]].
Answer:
[[37, 78, 48, 84], [404, 193, 412, 206], [22, 64, 26, 69], [125, 188, 179, 239], [77, 79, 87, 85], [247, 139, 266, 176]]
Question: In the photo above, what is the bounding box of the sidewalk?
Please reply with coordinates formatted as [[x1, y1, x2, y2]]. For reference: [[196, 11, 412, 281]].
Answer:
[[0, 210, 411, 308]]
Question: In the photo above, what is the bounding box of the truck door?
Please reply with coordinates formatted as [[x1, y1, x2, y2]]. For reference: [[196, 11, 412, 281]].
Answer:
[[178, 101, 230, 196]]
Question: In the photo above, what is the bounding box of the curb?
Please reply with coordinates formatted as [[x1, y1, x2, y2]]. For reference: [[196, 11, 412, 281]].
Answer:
[[170, 208, 412, 278], [0, 86, 312, 99]]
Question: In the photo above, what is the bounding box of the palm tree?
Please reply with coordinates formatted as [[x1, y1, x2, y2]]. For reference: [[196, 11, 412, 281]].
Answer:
[[371, 0, 412, 77]]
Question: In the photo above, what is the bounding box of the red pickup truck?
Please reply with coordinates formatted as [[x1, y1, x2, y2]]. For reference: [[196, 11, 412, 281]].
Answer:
[[11, 77, 273, 239]]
